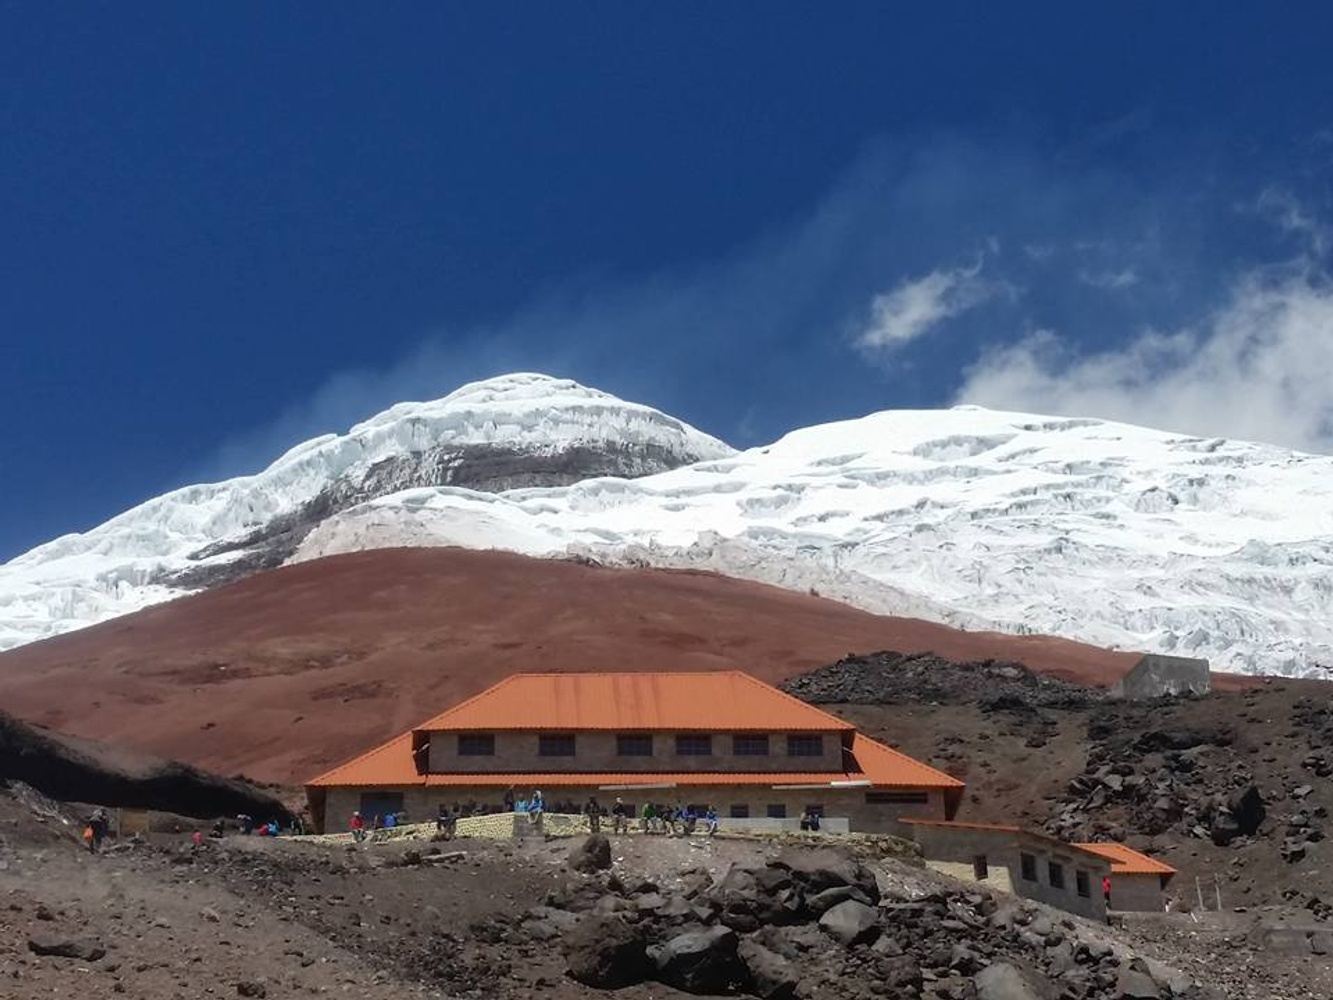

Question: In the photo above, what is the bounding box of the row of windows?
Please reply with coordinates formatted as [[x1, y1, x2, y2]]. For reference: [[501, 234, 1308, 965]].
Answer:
[[1016, 851, 1092, 898], [456, 733, 828, 758]]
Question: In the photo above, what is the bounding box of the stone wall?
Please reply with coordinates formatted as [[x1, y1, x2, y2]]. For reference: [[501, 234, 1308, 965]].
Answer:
[[426, 730, 845, 774]]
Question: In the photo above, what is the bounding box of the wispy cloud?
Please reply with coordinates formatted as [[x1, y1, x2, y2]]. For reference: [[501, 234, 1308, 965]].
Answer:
[[1077, 267, 1139, 290], [955, 266, 1333, 452], [198, 133, 1333, 481], [1256, 188, 1329, 258], [856, 260, 1001, 349]]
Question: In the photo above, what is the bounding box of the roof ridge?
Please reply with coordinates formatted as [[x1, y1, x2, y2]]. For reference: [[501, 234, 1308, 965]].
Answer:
[[731, 671, 856, 729], [413, 674, 526, 729], [306, 731, 412, 786]]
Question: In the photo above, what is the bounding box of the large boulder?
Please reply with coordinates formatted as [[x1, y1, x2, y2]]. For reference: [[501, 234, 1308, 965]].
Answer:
[[738, 938, 799, 999], [27, 935, 106, 961], [1208, 809, 1241, 847], [818, 899, 880, 946], [709, 863, 799, 930], [974, 962, 1041, 1000], [805, 884, 873, 916], [1228, 785, 1266, 837], [562, 914, 649, 988], [652, 925, 744, 994], [772, 848, 880, 903], [569, 834, 613, 873]]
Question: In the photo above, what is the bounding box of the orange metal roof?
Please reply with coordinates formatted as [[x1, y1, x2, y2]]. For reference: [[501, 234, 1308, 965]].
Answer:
[[1075, 842, 1177, 877], [409, 671, 856, 732]]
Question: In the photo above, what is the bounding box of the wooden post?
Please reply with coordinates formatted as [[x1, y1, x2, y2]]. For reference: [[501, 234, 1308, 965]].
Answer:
[[1214, 874, 1222, 911], [1196, 875, 1205, 912]]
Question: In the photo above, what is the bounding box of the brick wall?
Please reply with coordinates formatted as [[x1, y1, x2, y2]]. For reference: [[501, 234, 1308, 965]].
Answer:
[[426, 730, 845, 774]]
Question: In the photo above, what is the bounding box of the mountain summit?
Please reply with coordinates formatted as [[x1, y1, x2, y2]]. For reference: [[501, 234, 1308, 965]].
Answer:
[[0, 373, 732, 649], [1, 372, 1330, 676]]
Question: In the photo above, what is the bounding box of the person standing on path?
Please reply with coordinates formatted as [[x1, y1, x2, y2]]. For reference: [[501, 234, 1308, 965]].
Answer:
[[583, 796, 602, 833]]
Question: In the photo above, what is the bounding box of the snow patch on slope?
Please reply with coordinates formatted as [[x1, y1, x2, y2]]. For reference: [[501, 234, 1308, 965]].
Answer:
[[294, 406, 1333, 677]]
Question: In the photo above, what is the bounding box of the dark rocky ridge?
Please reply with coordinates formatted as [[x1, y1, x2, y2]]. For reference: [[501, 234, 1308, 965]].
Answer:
[[162, 439, 698, 590], [781, 649, 1103, 710], [0, 710, 290, 824]]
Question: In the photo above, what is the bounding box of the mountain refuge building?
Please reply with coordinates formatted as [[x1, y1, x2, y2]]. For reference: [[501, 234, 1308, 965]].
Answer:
[[305, 670, 964, 833]]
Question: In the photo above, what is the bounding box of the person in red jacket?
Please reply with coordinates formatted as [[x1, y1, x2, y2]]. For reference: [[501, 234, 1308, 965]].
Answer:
[[350, 811, 365, 843]]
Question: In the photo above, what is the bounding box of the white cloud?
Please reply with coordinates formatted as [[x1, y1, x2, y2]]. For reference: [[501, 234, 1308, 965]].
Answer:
[[856, 262, 998, 349], [955, 269, 1333, 453]]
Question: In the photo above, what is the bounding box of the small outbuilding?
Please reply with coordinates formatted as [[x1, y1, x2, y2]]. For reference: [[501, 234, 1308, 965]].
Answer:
[[1075, 842, 1177, 912], [1111, 654, 1210, 700], [903, 819, 1112, 922]]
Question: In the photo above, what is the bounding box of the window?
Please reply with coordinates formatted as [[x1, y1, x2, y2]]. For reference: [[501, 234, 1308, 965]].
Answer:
[[538, 733, 576, 757], [1048, 861, 1066, 890], [865, 791, 929, 805], [1019, 852, 1037, 882], [457, 733, 494, 756], [1076, 870, 1090, 898], [732, 734, 770, 756], [730, 804, 750, 819], [688, 803, 709, 815], [973, 855, 989, 881], [676, 734, 713, 756], [804, 803, 825, 817], [786, 734, 824, 757], [766, 803, 787, 819], [616, 733, 653, 757]]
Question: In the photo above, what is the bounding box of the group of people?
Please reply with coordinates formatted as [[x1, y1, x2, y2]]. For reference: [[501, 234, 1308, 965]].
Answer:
[[349, 809, 408, 842], [635, 801, 720, 837], [235, 813, 290, 837]]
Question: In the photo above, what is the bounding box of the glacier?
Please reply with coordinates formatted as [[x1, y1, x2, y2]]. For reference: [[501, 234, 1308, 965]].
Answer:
[[292, 404, 1333, 678], [2, 373, 1330, 677], [0, 373, 732, 650]]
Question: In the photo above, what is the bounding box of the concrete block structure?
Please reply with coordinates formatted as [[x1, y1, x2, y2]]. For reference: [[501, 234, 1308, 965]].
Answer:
[[305, 670, 964, 834], [904, 820, 1113, 922], [1076, 842, 1177, 912], [1111, 654, 1210, 700]]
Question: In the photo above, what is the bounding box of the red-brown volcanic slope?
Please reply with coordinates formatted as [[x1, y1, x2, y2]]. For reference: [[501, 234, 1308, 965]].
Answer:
[[0, 548, 1139, 785]]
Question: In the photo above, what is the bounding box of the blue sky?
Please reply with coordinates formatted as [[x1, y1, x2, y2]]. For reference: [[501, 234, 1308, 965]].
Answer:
[[3, 4, 1333, 559]]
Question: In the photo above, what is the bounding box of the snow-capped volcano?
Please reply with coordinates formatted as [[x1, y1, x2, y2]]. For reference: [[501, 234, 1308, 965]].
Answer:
[[0, 373, 732, 650], [2, 372, 1330, 676], [291, 403, 1333, 677]]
